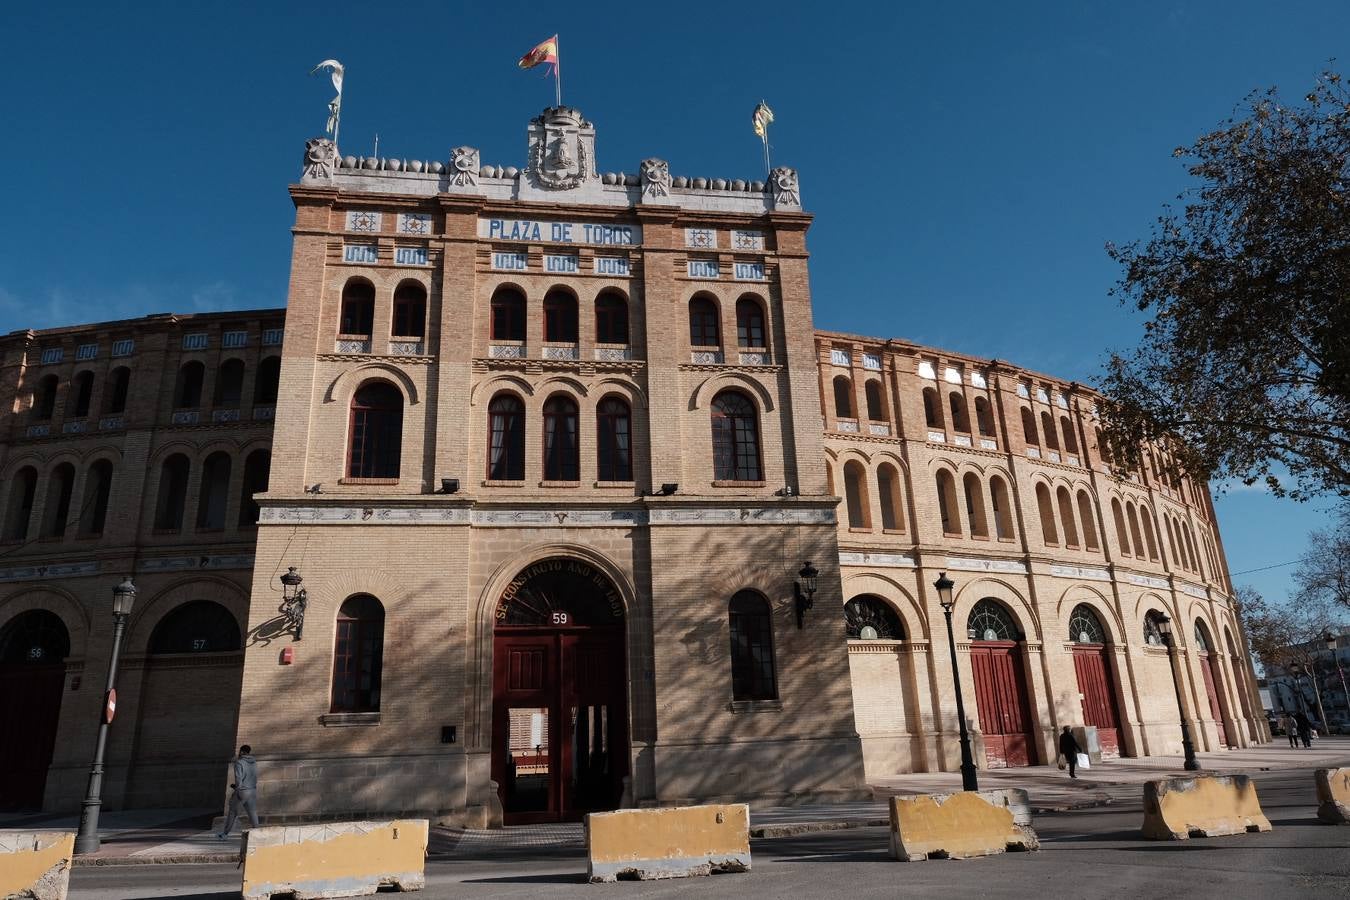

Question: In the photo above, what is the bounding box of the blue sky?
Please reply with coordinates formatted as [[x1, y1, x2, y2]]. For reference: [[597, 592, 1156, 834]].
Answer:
[[1, 1, 1343, 604]]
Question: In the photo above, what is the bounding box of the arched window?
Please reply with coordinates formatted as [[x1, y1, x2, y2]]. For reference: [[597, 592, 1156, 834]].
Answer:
[[1076, 490, 1099, 550], [990, 475, 1014, 540], [877, 463, 905, 531], [41, 463, 75, 538], [1060, 415, 1079, 454], [949, 392, 970, 433], [844, 596, 905, 640], [1069, 604, 1108, 644], [1094, 427, 1111, 466], [78, 459, 113, 536], [214, 359, 245, 408], [392, 281, 427, 337], [339, 279, 375, 337], [104, 367, 131, 415], [1056, 486, 1079, 546], [153, 454, 191, 532], [1112, 498, 1132, 555], [595, 291, 629, 345], [543, 288, 578, 343], [238, 449, 270, 527], [196, 452, 232, 530], [31, 375, 58, 421], [487, 393, 525, 480], [923, 388, 943, 429], [3, 467, 38, 541], [1040, 410, 1059, 450], [735, 297, 766, 348], [968, 599, 1019, 641], [1193, 619, 1212, 652], [253, 357, 280, 405], [72, 371, 94, 418], [1185, 523, 1202, 576], [1035, 483, 1058, 545], [711, 391, 761, 481], [149, 601, 242, 653], [1143, 610, 1166, 645], [689, 296, 720, 347], [0, 610, 70, 664], [1140, 507, 1160, 560], [175, 361, 204, 409], [728, 591, 776, 701], [935, 469, 960, 535], [865, 381, 885, 421], [1021, 407, 1038, 446], [1166, 516, 1182, 568], [975, 396, 996, 437], [596, 397, 632, 482], [843, 460, 870, 529], [833, 376, 854, 419], [964, 473, 989, 537], [542, 395, 580, 481], [1126, 502, 1145, 562], [331, 595, 384, 713], [490, 287, 526, 341], [347, 381, 403, 479]]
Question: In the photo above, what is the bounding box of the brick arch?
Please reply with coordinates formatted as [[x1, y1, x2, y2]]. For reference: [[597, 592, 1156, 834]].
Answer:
[[148, 439, 209, 468], [122, 575, 249, 655], [689, 372, 776, 413], [323, 364, 420, 407], [951, 577, 1040, 642], [468, 375, 536, 408], [592, 377, 647, 410], [536, 375, 590, 399], [1053, 585, 1125, 645], [0, 587, 91, 658], [840, 572, 929, 640], [1, 454, 47, 480]]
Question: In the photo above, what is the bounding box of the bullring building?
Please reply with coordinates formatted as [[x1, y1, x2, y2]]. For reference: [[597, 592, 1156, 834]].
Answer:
[[0, 108, 1267, 824]]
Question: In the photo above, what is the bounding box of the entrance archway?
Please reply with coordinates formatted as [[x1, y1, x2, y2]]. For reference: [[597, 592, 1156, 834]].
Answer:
[[492, 558, 628, 824], [1194, 619, 1229, 747], [1068, 604, 1124, 758], [967, 599, 1037, 768], [0, 610, 70, 809]]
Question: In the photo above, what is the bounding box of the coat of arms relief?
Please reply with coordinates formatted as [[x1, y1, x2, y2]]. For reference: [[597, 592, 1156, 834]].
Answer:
[[527, 107, 595, 190]]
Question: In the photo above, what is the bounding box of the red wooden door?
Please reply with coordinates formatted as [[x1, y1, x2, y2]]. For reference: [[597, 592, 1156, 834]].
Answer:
[[1072, 645, 1122, 758], [1199, 652, 1229, 746], [969, 642, 1036, 768], [0, 663, 64, 809]]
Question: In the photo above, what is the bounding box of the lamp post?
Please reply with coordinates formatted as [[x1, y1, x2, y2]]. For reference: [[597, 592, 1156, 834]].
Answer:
[[1290, 661, 1329, 731], [279, 566, 308, 640], [934, 572, 979, 791], [1327, 632, 1349, 730], [1155, 614, 1201, 771], [74, 576, 137, 855], [793, 561, 818, 629]]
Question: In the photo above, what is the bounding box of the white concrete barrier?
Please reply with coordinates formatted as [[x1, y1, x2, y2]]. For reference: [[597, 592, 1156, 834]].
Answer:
[[1141, 775, 1271, 840], [889, 789, 1038, 861]]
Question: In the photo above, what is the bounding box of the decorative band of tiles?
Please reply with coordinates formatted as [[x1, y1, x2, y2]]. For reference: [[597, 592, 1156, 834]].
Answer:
[[1048, 564, 1112, 581], [258, 505, 836, 527], [0, 561, 100, 582], [838, 551, 916, 568], [943, 556, 1028, 574], [139, 554, 256, 573]]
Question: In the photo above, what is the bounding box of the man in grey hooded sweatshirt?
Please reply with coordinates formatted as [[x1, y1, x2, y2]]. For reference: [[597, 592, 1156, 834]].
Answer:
[[217, 744, 259, 838]]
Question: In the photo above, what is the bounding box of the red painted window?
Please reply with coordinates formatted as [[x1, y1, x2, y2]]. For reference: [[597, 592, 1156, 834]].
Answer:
[[542, 395, 579, 481], [595, 292, 629, 344], [347, 382, 403, 479], [331, 595, 384, 713], [491, 288, 526, 341], [392, 282, 426, 338], [596, 397, 632, 482], [487, 393, 525, 480]]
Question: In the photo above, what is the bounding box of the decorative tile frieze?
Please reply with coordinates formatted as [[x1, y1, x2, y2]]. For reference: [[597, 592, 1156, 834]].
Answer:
[[868, 423, 891, 436], [399, 213, 432, 234], [979, 438, 997, 450], [738, 351, 769, 366], [222, 331, 248, 349], [39, 347, 63, 365], [0, 560, 99, 582], [99, 416, 124, 431], [140, 554, 256, 573], [862, 353, 882, 371], [690, 350, 724, 364], [944, 556, 1028, 574], [918, 361, 937, 380], [212, 409, 241, 423], [971, 371, 987, 388], [1049, 564, 1112, 582], [389, 341, 425, 356], [732, 262, 766, 281], [731, 229, 764, 250], [489, 344, 526, 359], [685, 227, 717, 249], [954, 434, 972, 447], [182, 333, 208, 351], [346, 210, 382, 232], [686, 259, 720, 279], [111, 338, 135, 357], [928, 431, 946, 443], [62, 421, 87, 434], [944, 367, 961, 384], [648, 506, 835, 526], [262, 328, 285, 346], [492, 251, 528, 271], [76, 343, 98, 361], [253, 406, 276, 421], [335, 339, 371, 354], [1179, 582, 1209, 599], [830, 349, 851, 367], [344, 244, 378, 264], [542, 345, 580, 360], [839, 551, 916, 568], [1127, 573, 1170, 589], [395, 246, 428, 266], [594, 256, 630, 276], [595, 347, 632, 361], [836, 420, 859, 433], [171, 411, 201, 425]]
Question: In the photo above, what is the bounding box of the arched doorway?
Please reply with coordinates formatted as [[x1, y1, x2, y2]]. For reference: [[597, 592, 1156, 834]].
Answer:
[[492, 558, 628, 824], [0, 610, 70, 809], [1194, 620, 1229, 747], [1068, 604, 1124, 758], [967, 599, 1037, 768]]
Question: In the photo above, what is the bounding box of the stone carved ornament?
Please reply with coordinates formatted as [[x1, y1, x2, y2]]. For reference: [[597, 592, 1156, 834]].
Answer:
[[770, 166, 800, 206], [529, 113, 591, 190], [303, 137, 337, 180], [640, 158, 670, 198], [450, 146, 479, 187]]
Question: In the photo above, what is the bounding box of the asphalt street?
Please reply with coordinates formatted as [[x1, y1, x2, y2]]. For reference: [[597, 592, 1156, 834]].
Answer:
[[70, 769, 1350, 899]]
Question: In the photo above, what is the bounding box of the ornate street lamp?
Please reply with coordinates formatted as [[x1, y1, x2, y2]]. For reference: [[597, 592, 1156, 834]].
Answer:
[[935, 572, 979, 791], [279, 567, 308, 640], [1326, 632, 1349, 729], [794, 561, 818, 629], [74, 576, 137, 855], [1155, 614, 1200, 771]]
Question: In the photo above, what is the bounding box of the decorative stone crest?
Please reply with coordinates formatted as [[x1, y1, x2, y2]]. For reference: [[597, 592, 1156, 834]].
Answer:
[[527, 106, 595, 190], [640, 158, 670, 198], [302, 137, 337, 180], [449, 146, 479, 187], [770, 166, 800, 207]]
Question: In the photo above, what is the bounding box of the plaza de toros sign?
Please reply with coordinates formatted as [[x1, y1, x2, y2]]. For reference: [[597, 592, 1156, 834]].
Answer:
[[480, 217, 641, 247]]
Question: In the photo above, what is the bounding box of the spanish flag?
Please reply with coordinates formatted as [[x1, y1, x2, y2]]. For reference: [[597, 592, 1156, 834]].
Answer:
[[519, 35, 558, 71]]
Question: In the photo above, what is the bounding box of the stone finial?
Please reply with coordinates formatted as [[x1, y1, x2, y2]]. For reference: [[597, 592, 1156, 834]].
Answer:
[[769, 166, 801, 208], [449, 146, 479, 187], [302, 137, 337, 181], [640, 158, 671, 200]]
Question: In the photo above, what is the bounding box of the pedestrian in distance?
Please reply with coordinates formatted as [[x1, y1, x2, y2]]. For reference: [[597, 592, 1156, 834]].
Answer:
[[216, 744, 259, 839], [1294, 711, 1314, 749], [1058, 726, 1082, 779], [1283, 713, 1298, 749]]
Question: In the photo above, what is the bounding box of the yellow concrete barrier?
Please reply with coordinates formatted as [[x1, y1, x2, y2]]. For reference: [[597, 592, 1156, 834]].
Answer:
[[585, 804, 750, 882], [1316, 767, 1350, 824], [240, 819, 427, 900], [0, 831, 74, 900], [1141, 775, 1272, 840], [888, 789, 1038, 861]]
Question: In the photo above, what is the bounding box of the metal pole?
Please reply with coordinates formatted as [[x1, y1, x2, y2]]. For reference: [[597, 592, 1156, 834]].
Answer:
[[943, 605, 979, 791], [1335, 656, 1349, 729], [1164, 634, 1201, 771], [74, 610, 128, 854], [554, 37, 562, 107]]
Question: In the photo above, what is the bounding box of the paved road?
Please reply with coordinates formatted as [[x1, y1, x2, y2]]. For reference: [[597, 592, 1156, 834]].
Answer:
[[71, 769, 1350, 899]]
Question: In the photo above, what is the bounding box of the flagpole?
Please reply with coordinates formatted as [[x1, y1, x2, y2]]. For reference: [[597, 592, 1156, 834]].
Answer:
[[554, 36, 562, 107], [762, 132, 770, 176]]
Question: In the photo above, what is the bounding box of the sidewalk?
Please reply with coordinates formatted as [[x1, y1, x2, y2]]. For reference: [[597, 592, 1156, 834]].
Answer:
[[6, 738, 1346, 865]]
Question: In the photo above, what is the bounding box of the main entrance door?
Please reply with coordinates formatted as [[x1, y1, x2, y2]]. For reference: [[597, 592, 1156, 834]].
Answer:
[[492, 559, 628, 825], [1199, 652, 1229, 747], [1069, 604, 1123, 758], [967, 599, 1036, 769], [0, 610, 70, 810]]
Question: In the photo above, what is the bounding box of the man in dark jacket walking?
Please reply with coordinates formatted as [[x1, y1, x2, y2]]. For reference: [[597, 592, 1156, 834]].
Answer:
[[1059, 726, 1082, 778], [1294, 711, 1314, 749], [216, 744, 259, 839]]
